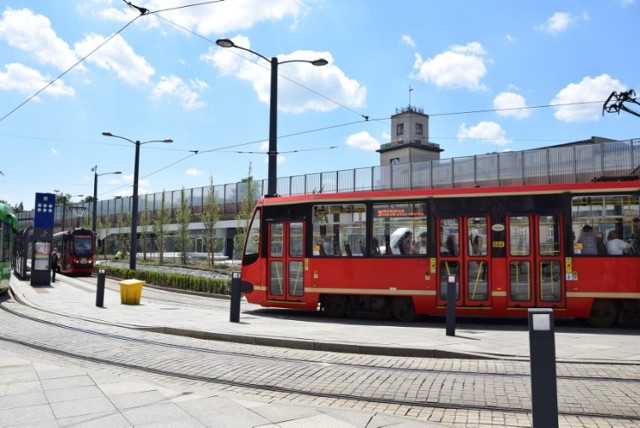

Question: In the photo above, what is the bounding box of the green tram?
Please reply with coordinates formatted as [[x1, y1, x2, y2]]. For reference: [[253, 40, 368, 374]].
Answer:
[[0, 203, 17, 293]]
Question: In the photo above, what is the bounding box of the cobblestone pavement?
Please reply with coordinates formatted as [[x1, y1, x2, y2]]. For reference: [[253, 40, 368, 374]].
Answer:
[[2, 293, 640, 427], [6, 271, 640, 427]]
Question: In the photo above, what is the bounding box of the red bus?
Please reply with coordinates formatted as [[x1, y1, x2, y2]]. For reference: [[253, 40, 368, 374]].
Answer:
[[240, 180, 640, 327], [52, 228, 96, 276]]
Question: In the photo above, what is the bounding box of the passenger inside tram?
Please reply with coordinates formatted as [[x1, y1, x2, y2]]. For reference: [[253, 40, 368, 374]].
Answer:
[[445, 234, 457, 257], [418, 232, 428, 254]]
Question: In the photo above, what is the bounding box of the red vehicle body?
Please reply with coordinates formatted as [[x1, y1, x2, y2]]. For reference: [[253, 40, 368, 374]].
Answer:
[[52, 228, 96, 276], [240, 180, 640, 327]]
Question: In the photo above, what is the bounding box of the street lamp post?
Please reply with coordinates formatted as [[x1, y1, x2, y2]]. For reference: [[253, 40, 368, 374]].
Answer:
[[101, 132, 173, 270], [215, 38, 327, 197], [91, 166, 122, 233]]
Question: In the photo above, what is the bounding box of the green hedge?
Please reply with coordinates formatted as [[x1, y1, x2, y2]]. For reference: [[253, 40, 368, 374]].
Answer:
[[94, 266, 230, 295]]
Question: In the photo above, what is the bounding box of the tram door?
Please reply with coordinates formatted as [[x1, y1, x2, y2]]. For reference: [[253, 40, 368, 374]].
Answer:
[[266, 221, 306, 302], [437, 216, 491, 307], [506, 215, 565, 308]]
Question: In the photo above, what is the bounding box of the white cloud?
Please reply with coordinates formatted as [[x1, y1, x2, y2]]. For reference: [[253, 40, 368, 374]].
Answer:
[[493, 92, 530, 119], [401, 35, 416, 48], [345, 131, 380, 151], [152, 75, 207, 110], [536, 11, 588, 34], [51, 148, 59, 156], [551, 74, 626, 122], [90, 0, 308, 34], [118, 175, 150, 197], [505, 34, 516, 43], [158, 0, 307, 34], [412, 42, 488, 91], [185, 168, 203, 176], [103, 177, 121, 186], [204, 35, 366, 113], [458, 121, 510, 146], [0, 8, 82, 72], [74, 33, 155, 86], [0, 63, 74, 97]]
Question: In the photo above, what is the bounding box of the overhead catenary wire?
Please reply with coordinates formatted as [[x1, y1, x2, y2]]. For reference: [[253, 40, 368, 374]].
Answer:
[[154, 13, 371, 122], [0, 15, 143, 124], [1, 0, 625, 197], [0, 0, 224, 125]]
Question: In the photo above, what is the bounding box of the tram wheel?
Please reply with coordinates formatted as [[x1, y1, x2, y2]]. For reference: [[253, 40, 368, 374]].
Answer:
[[588, 299, 618, 328], [392, 297, 418, 322], [322, 295, 347, 318]]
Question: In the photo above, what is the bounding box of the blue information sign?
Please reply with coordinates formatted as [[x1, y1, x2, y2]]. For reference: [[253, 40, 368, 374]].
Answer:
[[34, 193, 56, 228]]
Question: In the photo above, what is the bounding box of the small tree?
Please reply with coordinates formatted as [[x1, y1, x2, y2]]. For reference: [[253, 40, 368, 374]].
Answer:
[[175, 187, 192, 265], [96, 216, 105, 260], [201, 176, 220, 267], [152, 191, 171, 264], [234, 163, 255, 260], [100, 214, 112, 259], [12, 201, 24, 213], [139, 197, 151, 261], [116, 212, 130, 256]]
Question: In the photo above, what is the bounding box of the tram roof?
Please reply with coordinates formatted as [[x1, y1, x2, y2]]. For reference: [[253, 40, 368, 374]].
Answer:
[[256, 180, 640, 207]]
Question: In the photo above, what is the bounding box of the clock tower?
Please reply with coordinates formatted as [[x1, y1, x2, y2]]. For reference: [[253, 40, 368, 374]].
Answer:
[[377, 105, 443, 166]]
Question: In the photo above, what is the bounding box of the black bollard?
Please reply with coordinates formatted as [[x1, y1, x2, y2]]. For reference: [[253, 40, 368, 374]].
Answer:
[[446, 274, 456, 336], [230, 272, 241, 323], [96, 269, 106, 307], [528, 308, 559, 428]]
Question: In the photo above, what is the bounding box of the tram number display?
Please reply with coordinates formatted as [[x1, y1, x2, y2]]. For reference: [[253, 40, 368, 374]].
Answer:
[[492, 241, 505, 248]]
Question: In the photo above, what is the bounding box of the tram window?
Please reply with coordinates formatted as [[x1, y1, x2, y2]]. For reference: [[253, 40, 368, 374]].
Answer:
[[244, 208, 261, 258], [288, 261, 304, 296], [538, 215, 560, 256], [467, 261, 488, 300], [270, 223, 283, 257], [289, 222, 304, 258], [509, 261, 531, 301], [540, 261, 561, 301], [75, 237, 93, 258], [440, 218, 458, 257], [373, 202, 427, 256], [509, 216, 530, 257], [467, 217, 487, 256], [571, 194, 640, 256], [1, 224, 8, 262], [269, 261, 284, 295], [312, 204, 366, 257]]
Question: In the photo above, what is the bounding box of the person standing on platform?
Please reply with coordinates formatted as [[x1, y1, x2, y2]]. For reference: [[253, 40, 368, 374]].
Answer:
[[50, 248, 59, 283]]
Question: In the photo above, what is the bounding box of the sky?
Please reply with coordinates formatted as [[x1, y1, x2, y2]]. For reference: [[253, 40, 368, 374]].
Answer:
[[1, 0, 639, 210]]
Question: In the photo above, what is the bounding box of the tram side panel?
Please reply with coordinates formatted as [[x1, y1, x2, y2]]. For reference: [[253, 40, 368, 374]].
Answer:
[[567, 256, 640, 322]]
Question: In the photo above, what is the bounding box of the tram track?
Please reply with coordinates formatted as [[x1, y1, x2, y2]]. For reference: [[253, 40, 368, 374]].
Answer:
[[3, 299, 640, 383], [1, 299, 640, 424]]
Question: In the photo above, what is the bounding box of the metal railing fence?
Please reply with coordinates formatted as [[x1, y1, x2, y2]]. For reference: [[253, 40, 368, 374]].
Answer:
[[16, 139, 639, 228]]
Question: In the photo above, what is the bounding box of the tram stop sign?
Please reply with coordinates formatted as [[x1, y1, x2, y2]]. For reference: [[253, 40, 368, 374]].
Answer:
[[34, 193, 55, 228]]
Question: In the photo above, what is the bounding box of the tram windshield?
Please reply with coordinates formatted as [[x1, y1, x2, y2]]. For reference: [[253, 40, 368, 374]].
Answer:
[[243, 208, 261, 261], [74, 237, 93, 258]]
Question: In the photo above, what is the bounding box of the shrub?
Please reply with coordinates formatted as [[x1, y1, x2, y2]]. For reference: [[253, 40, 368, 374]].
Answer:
[[94, 266, 230, 295]]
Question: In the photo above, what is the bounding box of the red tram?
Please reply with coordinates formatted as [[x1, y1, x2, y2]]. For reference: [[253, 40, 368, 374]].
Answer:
[[52, 228, 96, 276], [240, 180, 640, 327]]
